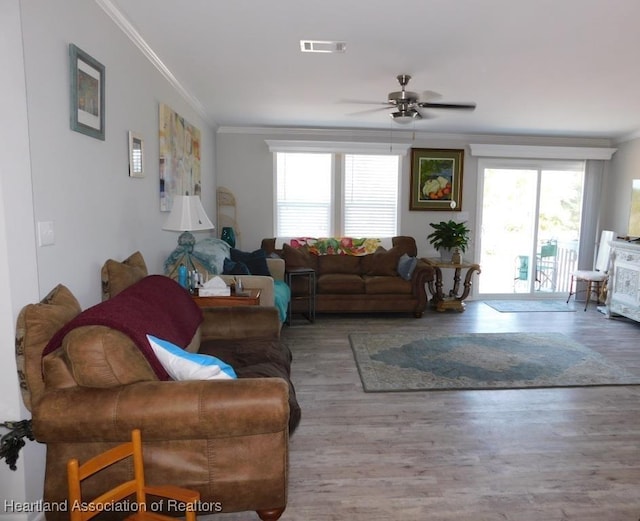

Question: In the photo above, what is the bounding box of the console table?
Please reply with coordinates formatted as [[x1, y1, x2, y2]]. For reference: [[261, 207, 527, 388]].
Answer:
[[606, 240, 640, 322], [423, 257, 481, 312], [192, 288, 261, 308]]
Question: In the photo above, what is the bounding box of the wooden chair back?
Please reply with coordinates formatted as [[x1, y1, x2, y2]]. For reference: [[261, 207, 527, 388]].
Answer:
[[67, 429, 199, 521]]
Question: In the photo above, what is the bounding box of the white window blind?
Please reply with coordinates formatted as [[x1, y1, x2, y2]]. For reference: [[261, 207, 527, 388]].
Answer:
[[276, 152, 332, 237], [343, 154, 399, 237], [275, 150, 400, 237]]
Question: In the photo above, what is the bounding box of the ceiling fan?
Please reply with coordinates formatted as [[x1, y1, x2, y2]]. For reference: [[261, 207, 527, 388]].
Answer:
[[352, 74, 476, 124]]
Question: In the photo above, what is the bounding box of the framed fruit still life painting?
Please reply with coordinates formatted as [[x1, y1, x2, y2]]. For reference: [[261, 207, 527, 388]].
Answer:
[[410, 148, 464, 211]]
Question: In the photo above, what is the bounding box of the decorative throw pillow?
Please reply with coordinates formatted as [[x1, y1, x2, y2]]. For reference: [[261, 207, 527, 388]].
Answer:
[[101, 251, 148, 301], [147, 335, 237, 380], [397, 253, 418, 280], [223, 257, 250, 275], [230, 248, 271, 276], [15, 284, 82, 411], [282, 243, 318, 271]]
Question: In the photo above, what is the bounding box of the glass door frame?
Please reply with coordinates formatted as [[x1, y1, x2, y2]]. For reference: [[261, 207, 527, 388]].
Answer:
[[475, 157, 586, 299]]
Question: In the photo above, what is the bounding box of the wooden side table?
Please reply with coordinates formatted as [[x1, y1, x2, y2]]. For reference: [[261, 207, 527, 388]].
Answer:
[[192, 288, 261, 308], [423, 257, 481, 312]]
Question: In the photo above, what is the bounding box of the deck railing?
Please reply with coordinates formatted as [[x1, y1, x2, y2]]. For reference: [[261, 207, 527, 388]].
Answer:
[[536, 245, 578, 293]]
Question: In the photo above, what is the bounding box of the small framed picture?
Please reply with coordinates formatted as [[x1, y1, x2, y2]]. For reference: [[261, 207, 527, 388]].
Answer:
[[410, 148, 464, 211], [128, 131, 144, 178], [69, 44, 105, 140]]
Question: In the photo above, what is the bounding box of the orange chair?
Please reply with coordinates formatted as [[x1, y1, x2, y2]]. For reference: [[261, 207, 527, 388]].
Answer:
[[67, 429, 199, 521]]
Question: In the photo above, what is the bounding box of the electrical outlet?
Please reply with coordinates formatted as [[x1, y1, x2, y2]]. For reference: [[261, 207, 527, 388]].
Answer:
[[37, 221, 55, 246]]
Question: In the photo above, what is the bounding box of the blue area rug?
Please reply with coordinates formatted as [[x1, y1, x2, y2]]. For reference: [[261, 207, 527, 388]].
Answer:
[[484, 300, 576, 312], [349, 332, 640, 392]]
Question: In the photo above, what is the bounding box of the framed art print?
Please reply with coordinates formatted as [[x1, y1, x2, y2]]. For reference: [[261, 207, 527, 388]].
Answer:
[[69, 44, 105, 140], [128, 131, 144, 178], [410, 148, 464, 211]]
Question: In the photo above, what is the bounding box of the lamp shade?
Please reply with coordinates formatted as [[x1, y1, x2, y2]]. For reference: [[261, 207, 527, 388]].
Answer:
[[162, 195, 214, 232]]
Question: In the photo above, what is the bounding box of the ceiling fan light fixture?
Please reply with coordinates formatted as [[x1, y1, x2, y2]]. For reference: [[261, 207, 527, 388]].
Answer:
[[390, 110, 418, 124]]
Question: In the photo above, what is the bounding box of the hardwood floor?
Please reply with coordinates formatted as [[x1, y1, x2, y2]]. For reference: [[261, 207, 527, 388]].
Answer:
[[209, 302, 640, 521]]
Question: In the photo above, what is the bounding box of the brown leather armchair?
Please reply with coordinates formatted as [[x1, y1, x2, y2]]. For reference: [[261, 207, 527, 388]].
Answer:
[[15, 280, 297, 521]]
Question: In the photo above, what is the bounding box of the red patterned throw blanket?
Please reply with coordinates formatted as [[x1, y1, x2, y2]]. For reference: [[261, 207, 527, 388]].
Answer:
[[42, 275, 203, 380]]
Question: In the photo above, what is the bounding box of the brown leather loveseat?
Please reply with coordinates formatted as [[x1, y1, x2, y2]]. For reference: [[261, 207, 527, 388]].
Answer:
[[262, 236, 434, 317], [15, 267, 300, 521]]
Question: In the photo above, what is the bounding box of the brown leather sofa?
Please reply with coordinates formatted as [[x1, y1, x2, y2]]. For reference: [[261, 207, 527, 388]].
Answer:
[[262, 236, 434, 317], [14, 261, 300, 521]]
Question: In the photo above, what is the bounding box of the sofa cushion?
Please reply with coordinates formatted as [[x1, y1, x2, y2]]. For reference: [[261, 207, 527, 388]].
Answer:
[[282, 243, 318, 272], [361, 247, 403, 276], [317, 254, 361, 276], [147, 334, 237, 381], [392, 236, 418, 257], [15, 284, 82, 411], [101, 251, 148, 301], [198, 338, 301, 433], [317, 273, 365, 294], [364, 275, 413, 294], [60, 326, 158, 387]]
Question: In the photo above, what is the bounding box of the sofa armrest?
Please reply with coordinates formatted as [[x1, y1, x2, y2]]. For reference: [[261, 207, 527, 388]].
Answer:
[[217, 274, 275, 307], [33, 378, 289, 442], [411, 260, 435, 309], [200, 306, 281, 341], [267, 258, 285, 281]]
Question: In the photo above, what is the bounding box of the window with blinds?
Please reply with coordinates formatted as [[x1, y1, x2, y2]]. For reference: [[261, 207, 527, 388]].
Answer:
[[343, 154, 399, 236], [276, 152, 333, 237], [275, 151, 399, 237]]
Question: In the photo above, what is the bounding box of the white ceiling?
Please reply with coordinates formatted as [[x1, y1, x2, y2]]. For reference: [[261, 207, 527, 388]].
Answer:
[[108, 0, 640, 140]]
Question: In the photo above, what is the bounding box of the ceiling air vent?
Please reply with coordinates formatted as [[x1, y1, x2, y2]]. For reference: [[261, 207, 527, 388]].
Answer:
[[300, 40, 346, 53]]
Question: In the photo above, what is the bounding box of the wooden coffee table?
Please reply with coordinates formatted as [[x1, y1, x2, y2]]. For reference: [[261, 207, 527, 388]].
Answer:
[[192, 289, 261, 308]]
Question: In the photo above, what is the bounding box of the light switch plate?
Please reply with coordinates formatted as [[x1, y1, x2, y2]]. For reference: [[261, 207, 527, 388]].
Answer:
[[37, 221, 55, 246]]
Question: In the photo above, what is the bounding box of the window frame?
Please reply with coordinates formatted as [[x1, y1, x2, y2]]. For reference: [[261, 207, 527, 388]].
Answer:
[[267, 140, 409, 238]]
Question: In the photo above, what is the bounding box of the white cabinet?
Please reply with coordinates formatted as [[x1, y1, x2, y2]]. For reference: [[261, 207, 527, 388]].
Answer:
[[607, 240, 640, 322]]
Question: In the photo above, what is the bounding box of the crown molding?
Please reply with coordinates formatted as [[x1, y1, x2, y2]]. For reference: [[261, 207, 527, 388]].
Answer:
[[264, 139, 411, 155], [96, 0, 210, 122], [614, 129, 640, 145], [216, 126, 613, 147], [469, 143, 617, 160]]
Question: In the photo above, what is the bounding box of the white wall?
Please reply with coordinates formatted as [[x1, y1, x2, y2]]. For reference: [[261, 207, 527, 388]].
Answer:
[[216, 128, 613, 258], [1, 0, 216, 518], [603, 137, 640, 235], [20, 0, 216, 308], [1, 0, 42, 516]]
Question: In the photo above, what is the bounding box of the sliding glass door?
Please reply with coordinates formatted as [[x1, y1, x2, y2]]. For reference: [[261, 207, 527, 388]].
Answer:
[[477, 159, 585, 297]]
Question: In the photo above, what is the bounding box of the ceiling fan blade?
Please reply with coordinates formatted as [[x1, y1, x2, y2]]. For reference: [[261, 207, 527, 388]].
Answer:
[[420, 90, 442, 101], [339, 99, 391, 106], [418, 101, 476, 110], [414, 107, 437, 120], [347, 106, 393, 116]]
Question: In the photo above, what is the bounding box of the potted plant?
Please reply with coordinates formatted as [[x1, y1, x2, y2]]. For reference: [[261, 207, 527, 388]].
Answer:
[[427, 219, 471, 261]]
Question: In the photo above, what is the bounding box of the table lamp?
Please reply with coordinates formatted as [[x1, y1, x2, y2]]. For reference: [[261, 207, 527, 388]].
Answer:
[[163, 196, 215, 284], [163, 195, 214, 253]]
